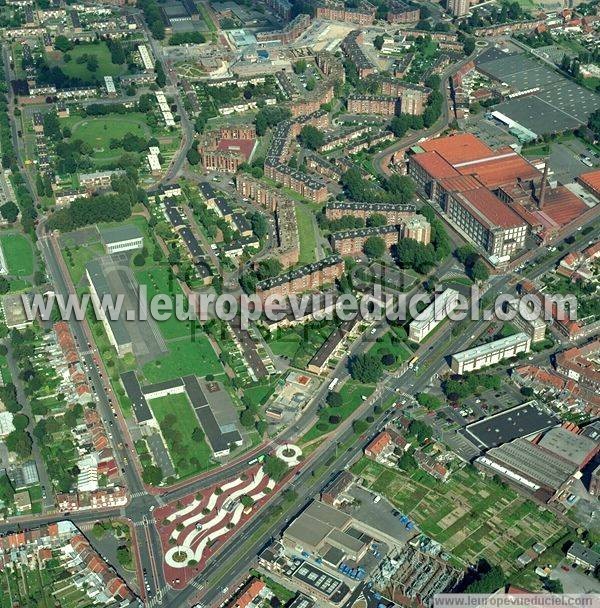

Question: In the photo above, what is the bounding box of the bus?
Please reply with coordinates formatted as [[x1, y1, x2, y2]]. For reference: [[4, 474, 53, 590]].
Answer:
[[408, 356, 419, 369], [328, 377, 339, 391]]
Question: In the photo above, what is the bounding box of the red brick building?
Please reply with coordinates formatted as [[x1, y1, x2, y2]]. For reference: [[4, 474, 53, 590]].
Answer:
[[256, 256, 344, 300]]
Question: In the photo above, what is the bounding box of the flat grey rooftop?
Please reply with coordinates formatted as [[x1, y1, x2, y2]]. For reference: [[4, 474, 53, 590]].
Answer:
[[461, 401, 559, 450], [100, 224, 143, 244], [477, 49, 600, 133]]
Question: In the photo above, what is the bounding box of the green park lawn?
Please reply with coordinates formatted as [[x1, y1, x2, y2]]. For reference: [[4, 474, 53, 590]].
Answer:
[[142, 336, 223, 383], [63, 241, 105, 287], [66, 113, 151, 162], [294, 203, 318, 265], [267, 321, 337, 368], [242, 379, 278, 408], [55, 41, 126, 81], [368, 329, 412, 370], [0, 233, 34, 277], [301, 380, 375, 443], [148, 392, 214, 478]]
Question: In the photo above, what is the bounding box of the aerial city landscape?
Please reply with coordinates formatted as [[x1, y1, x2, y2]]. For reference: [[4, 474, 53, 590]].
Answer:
[[0, 0, 599, 605]]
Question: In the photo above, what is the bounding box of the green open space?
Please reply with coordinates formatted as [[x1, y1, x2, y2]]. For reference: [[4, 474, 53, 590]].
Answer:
[[66, 113, 152, 163], [295, 203, 318, 265], [50, 41, 126, 82], [148, 392, 214, 477], [267, 320, 336, 368], [198, 4, 217, 32], [0, 233, 34, 277], [142, 336, 223, 383], [368, 328, 412, 370], [352, 457, 565, 573], [301, 380, 375, 443], [135, 266, 194, 340], [243, 379, 279, 408], [63, 241, 105, 287]]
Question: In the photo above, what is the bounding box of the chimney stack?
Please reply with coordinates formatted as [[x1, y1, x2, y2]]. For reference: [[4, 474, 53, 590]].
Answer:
[[538, 162, 549, 209]]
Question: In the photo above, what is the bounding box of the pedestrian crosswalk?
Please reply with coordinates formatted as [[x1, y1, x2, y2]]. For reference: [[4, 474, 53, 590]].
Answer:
[[131, 490, 148, 499], [146, 586, 169, 608], [133, 518, 156, 528]]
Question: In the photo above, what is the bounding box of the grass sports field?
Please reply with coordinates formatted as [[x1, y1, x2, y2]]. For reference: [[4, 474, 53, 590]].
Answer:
[[67, 114, 151, 162], [0, 233, 34, 277], [352, 457, 565, 572], [54, 41, 126, 81], [148, 393, 214, 478]]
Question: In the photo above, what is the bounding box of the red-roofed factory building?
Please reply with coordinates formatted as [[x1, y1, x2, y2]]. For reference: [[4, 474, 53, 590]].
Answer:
[[408, 133, 592, 264]]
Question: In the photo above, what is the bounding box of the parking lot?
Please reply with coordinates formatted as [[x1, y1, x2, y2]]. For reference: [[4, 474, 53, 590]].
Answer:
[[551, 560, 600, 593], [548, 139, 600, 184]]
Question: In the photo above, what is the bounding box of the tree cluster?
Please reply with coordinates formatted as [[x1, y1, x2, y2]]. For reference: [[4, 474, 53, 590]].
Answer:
[[137, 0, 165, 39], [389, 113, 424, 138], [464, 563, 505, 593], [254, 107, 292, 136], [455, 245, 490, 281], [317, 213, 365, 233], [169, 31, 206, 45], [47, 188, 133, 232], [364, 236, 386, 259], [298, 125, 324, 151], [263, 455, 288, 482], [442, 373, 501, 400], [348, 353, 383, 383], [341, 168, 415, 206]]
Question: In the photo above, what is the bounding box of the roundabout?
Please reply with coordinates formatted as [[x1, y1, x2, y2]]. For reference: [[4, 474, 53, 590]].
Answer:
[[275, 443, 303, 466]]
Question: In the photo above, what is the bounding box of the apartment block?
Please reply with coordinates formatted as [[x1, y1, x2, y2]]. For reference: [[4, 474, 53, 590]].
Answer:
[[387, 0, 420, 22], [447, 0, 469, 17], [325, 201, 416, 225], [236, 175, 299, 267], [256, 256, 344, 300], [256, 13, 310, 43], [341, 30, 375, 78], [330, 224, 399, 257], [137, 44, 154, 70], [78, 169, 124, 191], [451, 332, 531, 374], [264, 162, 328, 203], [409, 288, 460, 342], [54, 188, 89, 206], [505, 298, 546, 343], [316, 1, 375, 24], [402, 214, 431, 245], [264, 0, 291, 19], [380, 78, 430, 101], [347, 94, 398, 116]]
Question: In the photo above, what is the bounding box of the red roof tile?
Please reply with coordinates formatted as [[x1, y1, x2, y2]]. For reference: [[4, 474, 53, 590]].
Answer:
[[578, 169, 600, 196], [365, 431, 392, 456], [412, 151, 459, 179], [228, 579, 266, 608], [458, 188, 525, 228], [216, 138, 255, 160], [541, 186, 588, 227], [420, 132, 493, 164], [457, 153, 540, 188], [438, 174, 481, 193]]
